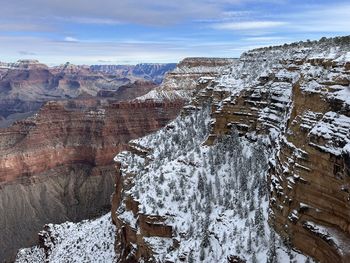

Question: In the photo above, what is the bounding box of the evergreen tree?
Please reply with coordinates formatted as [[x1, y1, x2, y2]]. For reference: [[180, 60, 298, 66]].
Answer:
[[200, 246, 206, 261], [267, 229, 277, 263], [247, 230, 252, 253], [252, 252, 258, 263]]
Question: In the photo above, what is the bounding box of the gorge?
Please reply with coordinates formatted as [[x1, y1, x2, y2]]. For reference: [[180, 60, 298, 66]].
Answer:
[[10, 36, 350, 263]]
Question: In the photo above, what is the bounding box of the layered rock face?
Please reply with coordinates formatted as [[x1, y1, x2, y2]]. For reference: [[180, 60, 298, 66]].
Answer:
[[0, 97, 183, 262], [137, 57, 236, 101], [208, 38, 350, 262], [91, 63, 177, 84], [269, 58, 350, 262], [112, 37, 350, 263], [0, 60, 173, 127], [97, 80, 156, 100]]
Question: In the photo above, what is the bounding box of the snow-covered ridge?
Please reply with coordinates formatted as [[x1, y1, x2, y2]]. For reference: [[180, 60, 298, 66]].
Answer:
[[15, 214, 116, 263], [137, 57, 236, 101], [0, 59, 49, 70], [114, 104, 310, 262], [15, 35, 350, 263]]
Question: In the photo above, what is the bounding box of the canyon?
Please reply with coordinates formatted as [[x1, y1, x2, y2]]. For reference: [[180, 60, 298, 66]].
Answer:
[[111, 37, 350, 262], [14, 36, 350, 263], [0, 60, 178, 262], [0, 60, 174, 128], [1, 57, 231, 262]]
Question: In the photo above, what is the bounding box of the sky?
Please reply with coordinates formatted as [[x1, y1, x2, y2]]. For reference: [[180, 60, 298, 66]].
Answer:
[[0, 0, 349, 65]]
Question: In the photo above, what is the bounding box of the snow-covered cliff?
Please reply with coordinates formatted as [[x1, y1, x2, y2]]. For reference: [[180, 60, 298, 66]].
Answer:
[[16, 36, 350, 263]]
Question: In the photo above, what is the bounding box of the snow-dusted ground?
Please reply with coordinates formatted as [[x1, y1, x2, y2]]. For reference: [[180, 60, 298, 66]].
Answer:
[[15, 36, 350, 262], [15, 214, 116, 263], [116, 105, 312, 262], [137, 58, 235, 101]]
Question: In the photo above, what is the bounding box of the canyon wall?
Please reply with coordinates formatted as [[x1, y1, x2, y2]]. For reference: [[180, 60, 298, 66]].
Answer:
[[0, 98, 183, 262], [12, 57, 231, 263], [208, 39, 350, 262], [13, 38, 350, 263], [0, 60, 172, 127], [112, 37, 350, 262], [137, 57, 236, 101]]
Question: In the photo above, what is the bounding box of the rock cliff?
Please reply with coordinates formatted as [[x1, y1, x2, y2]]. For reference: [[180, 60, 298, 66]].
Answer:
[[0, 60, 173, 128], [112, 36, 350, 262], [91, 63, 177, 84], [15, 36, 350, 263], [0, 97, 183, 262], [137, 57, 236, 101]]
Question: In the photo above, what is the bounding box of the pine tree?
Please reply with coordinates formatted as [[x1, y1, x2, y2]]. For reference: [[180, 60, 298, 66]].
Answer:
[[252, 252, 258, 263], [247, 230, 252, 253], [267, 229, 277, 263], [198, 172, 204, 197], [200, 246, 206, 261], [188, 251, 194, 263]]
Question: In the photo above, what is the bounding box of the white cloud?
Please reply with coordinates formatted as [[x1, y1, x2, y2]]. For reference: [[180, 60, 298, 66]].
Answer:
[[0, 36, 243, 65], [212, 21, 288, 31], [64, 37, 78, 42]]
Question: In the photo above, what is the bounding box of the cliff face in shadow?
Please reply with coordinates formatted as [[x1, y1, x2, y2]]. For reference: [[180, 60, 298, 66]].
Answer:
[[0, 98, 183, 262]]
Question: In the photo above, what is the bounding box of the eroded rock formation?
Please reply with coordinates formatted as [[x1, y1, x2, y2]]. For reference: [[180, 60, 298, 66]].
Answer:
[[0, 97, 183, 262], [112, 37, 350, 263], [137, 57, 236, 101], [0, 60, 174, 128]]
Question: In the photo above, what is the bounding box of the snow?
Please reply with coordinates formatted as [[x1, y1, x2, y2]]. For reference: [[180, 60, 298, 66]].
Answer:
[[309, 112, 350, 156], [115, 105, 311, 262], [303, 221, 350, 256], [137, 58, 235, 101], [15, 214, 117, 263], [15, 36, 349, 262]]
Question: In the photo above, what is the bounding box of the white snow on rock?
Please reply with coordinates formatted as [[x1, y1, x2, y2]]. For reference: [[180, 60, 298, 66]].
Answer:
[[309, 112, 350, 156], [116, 105, 311, 262], [15, 214, 116, 263]]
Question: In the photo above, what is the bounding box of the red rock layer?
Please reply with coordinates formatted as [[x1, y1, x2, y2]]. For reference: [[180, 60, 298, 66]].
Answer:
[[0, 99, 184, 184], [0, 97, 184, 262]]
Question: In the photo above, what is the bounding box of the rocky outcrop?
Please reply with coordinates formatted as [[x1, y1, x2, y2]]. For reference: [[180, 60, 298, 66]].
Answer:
[[90, 63, 176, 84], [0, 60, 174, 128], [97, 80, 156, 100], [137, 57, 236, 101], [0, 98, 183, 262], [112, 37, 350, 263], [269, 60, 350, 262], [207, 38, 350, 262]]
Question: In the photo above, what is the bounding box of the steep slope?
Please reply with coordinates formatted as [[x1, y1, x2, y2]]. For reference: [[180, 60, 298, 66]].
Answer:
[[0, 98, 183, 262], [15, 36, 350, 263], [138, 57, 236, 101], [207, 36, 350, 262], [113, 36, 350, 262], [0, 61, 173, 127], [90, 63, 177, 84]]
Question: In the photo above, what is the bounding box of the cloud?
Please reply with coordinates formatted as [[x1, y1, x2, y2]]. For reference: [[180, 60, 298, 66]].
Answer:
[[64, 37, 79, 42], [0, 0, 224, 26], [285, 3, 350, 33], [0, 23, 53, 32], [0, 35, 244, 65], [212, 21, 288, 30], [18, 51, 37, 56]]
